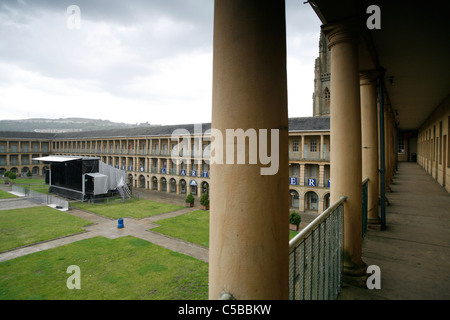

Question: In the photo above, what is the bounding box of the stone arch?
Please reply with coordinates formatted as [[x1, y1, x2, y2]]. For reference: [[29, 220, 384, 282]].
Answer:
[[289, 189, 300, 209], [179, 179, 187, 194], [170, 178, 177, 193], [304, 190, 319, 211], [201, 181, 209, 195], [151, 176, 158, 190], [323, 192, 331, 211], [160, 177, 167, 192], [139, 175, 146, 188]]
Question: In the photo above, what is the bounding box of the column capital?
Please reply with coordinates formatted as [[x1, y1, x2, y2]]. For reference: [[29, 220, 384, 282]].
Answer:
[[360, 70, 379, 86], [321, 21, 360, 49]]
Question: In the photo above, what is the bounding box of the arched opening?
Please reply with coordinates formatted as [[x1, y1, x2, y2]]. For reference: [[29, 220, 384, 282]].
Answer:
[[202, 181, 209, 195], [139, 175, 146, 188], [290, 189, 300, 209], [305, 191, 319, 211], [170, 178, 177, 193], [190, 180, 198, 195], [128, 174, 133, 185], [323, 87, 331, 114], [180, 179, 187, 194], [152, 177, 158, 190], [324, 193, 331, 210], [21, 167, 30, 176], [161, 177, 167, 192]]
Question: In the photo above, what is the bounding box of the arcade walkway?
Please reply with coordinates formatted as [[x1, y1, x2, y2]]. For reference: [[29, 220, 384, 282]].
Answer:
[[338, 162, 450, 300]]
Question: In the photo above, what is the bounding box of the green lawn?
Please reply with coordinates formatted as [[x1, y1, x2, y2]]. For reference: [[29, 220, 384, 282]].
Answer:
[[0, 206, 93, 252], [289, 230, 300, 240], [71, 198, 184, 219], [0, 178, 45, 185], [153, 210, 210, 247], [152, 210, 298, 246], [0, 189, 17, 199], [0, 236, 208, 300], [1, 178, 49, 194]]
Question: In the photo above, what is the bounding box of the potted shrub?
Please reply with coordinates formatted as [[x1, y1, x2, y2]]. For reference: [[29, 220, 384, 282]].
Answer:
[[3, 171, 11, 184], [289, 211, 301, 231], [200, 193, 209, 210], [6, 171, 17, 184], [185, 192, 195, 207], [26, 171, 32, 178]]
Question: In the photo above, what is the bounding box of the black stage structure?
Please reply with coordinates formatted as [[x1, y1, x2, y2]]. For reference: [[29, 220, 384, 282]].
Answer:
[[34, 156, 129, 201]]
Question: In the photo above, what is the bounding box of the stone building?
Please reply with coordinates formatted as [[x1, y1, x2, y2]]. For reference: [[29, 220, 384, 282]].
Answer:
[[0, 117, 331, 213]]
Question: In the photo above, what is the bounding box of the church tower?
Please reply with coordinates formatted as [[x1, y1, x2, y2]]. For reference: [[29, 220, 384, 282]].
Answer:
[[313, 31, 331, 117]]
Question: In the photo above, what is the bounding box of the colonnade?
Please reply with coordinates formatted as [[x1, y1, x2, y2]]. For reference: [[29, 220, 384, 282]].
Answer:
[[209, 0, 396, 299]]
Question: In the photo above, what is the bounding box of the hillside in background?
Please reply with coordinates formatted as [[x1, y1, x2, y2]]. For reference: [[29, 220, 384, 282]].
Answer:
[[0, 118, 158, 133]]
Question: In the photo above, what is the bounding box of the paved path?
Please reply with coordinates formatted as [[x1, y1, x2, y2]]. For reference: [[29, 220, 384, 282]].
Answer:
[[0, 196, 209, 263], [338, 162, 450, 300]]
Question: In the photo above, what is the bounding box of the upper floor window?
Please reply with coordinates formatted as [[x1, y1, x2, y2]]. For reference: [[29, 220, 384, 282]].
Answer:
[[292, 139, 299, 152], [310, 139, 317, 153]]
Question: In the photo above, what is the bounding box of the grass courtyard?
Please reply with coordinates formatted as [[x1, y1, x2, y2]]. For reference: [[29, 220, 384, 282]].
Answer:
[[71, 198, 184, 219], [0, 195, 299, 300], [0, 189, 18, 199], [1, 177, 49, 194], [0, 206, 92, 252], [0, 236, 208, 300], [0, 198, 209, 300]]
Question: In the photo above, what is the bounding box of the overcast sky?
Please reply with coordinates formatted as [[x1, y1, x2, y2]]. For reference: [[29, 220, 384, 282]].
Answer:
[[0, 0, 322, 126]]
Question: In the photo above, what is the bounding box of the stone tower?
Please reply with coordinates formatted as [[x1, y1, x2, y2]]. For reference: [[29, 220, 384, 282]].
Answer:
[[313, 31, 331, 117]]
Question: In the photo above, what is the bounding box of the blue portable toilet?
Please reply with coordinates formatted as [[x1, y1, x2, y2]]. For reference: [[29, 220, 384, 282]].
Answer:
[[118, 218, 124, 229]]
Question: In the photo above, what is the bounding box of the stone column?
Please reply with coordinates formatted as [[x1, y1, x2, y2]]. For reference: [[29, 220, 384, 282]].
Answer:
[[300, 164, 306, 186], [320, 134, 325, 160], [301, 135, 305, 159], [323, 22, 367, 276], [319, 164, 325, 187], [209, 0, 289, 300], [360, 71, 382, 228]]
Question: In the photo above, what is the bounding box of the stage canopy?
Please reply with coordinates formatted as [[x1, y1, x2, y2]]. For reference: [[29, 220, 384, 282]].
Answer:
[[33, 156, 99, 163]]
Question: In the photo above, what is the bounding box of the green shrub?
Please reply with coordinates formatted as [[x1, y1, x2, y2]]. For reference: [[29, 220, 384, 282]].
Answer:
[[185, 193, 195, 204], [7, 172, 17, 181], [289, 211, 301, 226], [200, 193, 209, 207]]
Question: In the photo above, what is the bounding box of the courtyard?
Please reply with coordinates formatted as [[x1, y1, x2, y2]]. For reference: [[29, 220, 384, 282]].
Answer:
[[0, 182, 211, 300], [0, 179, 305, 300]]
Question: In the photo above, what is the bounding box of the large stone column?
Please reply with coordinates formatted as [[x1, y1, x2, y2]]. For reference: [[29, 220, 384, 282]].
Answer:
[[323, 23, 367, 276], [360, 71, 382, 227], [209, 0, 289, 300]]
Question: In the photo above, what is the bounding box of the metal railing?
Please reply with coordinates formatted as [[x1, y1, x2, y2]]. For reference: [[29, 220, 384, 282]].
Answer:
[[12, 184, 69, 211], [289, 196, 346, 300]]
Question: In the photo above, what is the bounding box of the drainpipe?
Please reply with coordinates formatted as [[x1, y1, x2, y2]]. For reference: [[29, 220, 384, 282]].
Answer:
[[378, 70, 386, 230]]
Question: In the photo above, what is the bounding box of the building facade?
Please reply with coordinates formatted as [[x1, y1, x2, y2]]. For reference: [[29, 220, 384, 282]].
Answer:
[[0, 117, 331, 213], [0, 132, 52, 177]]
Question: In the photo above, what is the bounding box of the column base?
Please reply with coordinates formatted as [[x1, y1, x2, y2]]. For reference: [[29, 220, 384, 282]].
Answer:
[[342, 273, 369, 289], [368, 217, 382, 231], [343, 261, 368, 277]]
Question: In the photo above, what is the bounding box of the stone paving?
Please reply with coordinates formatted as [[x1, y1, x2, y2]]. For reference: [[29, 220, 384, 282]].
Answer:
[[0, 187, 209, 264]]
